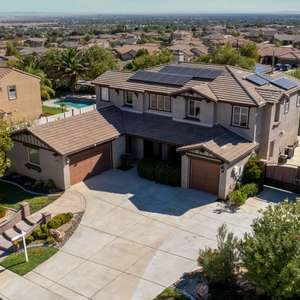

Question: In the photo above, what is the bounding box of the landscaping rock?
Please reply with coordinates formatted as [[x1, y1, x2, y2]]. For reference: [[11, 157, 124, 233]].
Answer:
[[49, 229, 65, 242]]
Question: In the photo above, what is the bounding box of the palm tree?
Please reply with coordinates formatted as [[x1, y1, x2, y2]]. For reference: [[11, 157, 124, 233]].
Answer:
[[26, 67, 55, 100], [57, 48, 86, 92], [9, 55, 55, 100]]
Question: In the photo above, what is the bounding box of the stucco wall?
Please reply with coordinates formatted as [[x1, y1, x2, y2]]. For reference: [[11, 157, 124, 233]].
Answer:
[[112, 136, 126, 168], [0, 70, 42, 123], [265, 93, 300, 162], [219, 153, 252, 199], [215, 102, 257, 141], [172, 96, 214, 127], [8, 141, 67, 190]]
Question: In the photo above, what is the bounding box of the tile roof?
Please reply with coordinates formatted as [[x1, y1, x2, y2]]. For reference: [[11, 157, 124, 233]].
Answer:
[[29, 110, 120, 156], [94, 63, 300, 106], [23, 105, 257, 163], [0, 68, 13, 79]]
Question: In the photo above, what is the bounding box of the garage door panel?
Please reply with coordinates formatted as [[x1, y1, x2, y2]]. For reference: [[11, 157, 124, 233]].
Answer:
[[190, 157, 220, 195], [69, 143, 112, 185]]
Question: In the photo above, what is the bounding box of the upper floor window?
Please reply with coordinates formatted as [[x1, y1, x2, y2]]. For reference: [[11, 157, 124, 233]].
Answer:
[[7, 85, 17, 100], [27, 146, 40, 166], [274, 102, 281, 122], [100, 87, 109, 102], [296, 94, 300, 107], [284, 98, 290, 114], [232, 106, 249, 128], [187, 99, 201, 119], [149, 94, 171, 112], [124, 91, 134, 106]]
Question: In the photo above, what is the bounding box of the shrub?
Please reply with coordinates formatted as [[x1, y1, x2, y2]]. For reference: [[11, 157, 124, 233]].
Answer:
[[0, 206, 7, 218], [137, 158, 159, 181], [198, 224, 239, 286], [240, 202, 300, 299], [240, 183, 258, 198], [228, 189, 247, 207], [47, 212, 73, 229], [46, 236, 55, 245], [154, 288, 189, 300], [25, 235, 34, 244], [33, 225, 49, 240], [155, 161, 181, 187], [242, 155, 263, 186]]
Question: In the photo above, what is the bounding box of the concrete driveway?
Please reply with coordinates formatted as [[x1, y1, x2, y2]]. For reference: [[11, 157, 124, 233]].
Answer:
[[0, 169, 289, 300]]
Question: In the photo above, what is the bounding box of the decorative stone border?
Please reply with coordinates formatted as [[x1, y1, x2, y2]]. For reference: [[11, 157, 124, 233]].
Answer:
[[0, 178, 60, 197]]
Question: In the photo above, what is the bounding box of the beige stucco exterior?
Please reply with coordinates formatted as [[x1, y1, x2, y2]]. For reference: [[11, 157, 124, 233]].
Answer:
[[8, 141, 68, 190], [0, 69, 42, 123]]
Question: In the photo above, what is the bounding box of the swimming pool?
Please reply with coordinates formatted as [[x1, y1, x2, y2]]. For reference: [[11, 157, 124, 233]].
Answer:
[[54, 97, 96, 109]]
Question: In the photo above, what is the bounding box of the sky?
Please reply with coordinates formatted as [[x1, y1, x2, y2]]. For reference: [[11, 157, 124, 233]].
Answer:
[[1, 0, 300, 14]]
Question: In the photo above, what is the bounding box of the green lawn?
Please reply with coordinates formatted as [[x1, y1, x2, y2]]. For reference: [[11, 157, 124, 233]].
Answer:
[[42, 105, 67, 116], [0, 247, 58, 276], [0, 181, 59, 214]]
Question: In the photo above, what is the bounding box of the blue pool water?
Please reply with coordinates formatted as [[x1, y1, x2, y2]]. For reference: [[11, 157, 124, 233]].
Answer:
[[55, 97, 96, 109]]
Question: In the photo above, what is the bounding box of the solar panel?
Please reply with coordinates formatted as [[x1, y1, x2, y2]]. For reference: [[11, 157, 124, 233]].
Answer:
[[129, 71, 192, 86], [257, 73, 273, 82], [271, 78, 298, 90], [160, 66, 223, 80], [255, 64, 271, 74], [246, 74, 269, 86]]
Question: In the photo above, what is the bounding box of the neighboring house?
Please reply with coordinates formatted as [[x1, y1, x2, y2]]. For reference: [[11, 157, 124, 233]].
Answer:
[[274, 33, 300, 46], [168, 40, 208, 63], [113, 43, 161, 61], [9, 63, 300, 199], [0, 67, 41, 123], [25, 38, 47, 48], [258, 43, 300, 68], [171, 30, 193, 41]]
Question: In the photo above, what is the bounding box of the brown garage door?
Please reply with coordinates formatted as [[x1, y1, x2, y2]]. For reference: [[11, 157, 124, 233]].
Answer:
[[69, 143, 112, 185], [190, 157, 220, 195]]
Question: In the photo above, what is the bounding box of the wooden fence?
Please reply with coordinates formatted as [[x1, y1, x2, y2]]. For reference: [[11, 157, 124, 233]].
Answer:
[[265, 163, 300, 193]]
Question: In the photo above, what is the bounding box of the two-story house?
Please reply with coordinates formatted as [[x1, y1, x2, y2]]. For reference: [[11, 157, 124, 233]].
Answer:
[[0, 67, 42, 123], [9, 63, 300, 198]]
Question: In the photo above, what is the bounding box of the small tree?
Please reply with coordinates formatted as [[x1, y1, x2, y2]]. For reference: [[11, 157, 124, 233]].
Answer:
[[0, 118, 13, 176], [242, 155, 263, 186], [240, 202, 300, 299], [5, 41, 17, 56], [198, 224, 239, 286]]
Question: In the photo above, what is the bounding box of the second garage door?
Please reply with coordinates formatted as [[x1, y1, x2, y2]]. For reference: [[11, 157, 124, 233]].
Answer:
[[190, 157, 220, 196], [69, 142, 112, 185]]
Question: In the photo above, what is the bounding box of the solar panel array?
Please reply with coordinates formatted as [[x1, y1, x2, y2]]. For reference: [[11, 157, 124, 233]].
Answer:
[[271, 78, 298, 90], [160, 65, 223, 80], [245, 74, 268, 86], [246, 73, 298, 91], [129, 71, 192, 86]]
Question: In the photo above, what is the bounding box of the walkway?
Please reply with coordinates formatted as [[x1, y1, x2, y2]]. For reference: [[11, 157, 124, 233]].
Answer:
[[0, 169, 293, 300]]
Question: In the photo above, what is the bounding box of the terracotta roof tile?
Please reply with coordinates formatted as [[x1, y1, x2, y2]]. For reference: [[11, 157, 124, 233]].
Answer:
[[29, 109, 120, 155]]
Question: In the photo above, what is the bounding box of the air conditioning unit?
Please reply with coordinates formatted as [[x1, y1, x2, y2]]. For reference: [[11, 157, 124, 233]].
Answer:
[[278, 154, 288, 164], [285, 147, 294, 159]]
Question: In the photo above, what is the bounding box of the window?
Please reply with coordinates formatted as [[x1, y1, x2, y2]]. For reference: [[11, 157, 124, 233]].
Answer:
[[284, 98, 290, 114], [296, 94, 300, 107], [187, 99, 201, 118], [27, 147, 40, 166], [149, 94, 171, 112], [7, 85, 17, 100], [100, 87, 109, 102], [125, 91, 133, 106], [274, 102, 281, 122], [232, 106, 249, 128]]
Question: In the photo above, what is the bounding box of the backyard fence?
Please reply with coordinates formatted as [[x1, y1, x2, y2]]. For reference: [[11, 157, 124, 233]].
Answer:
[[264, 163, 300, 193]]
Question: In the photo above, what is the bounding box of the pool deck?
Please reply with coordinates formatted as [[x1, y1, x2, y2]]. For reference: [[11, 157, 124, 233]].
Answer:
[[43, 95, 96, 110]]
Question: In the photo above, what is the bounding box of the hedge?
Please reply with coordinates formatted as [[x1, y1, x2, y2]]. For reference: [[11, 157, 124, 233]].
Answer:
[[0, 206, 6, 218], [228, 183, 259, 207], [137, 159, 181, 187], [155, 161, 181, 187], [137, 158, 159, 181]]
